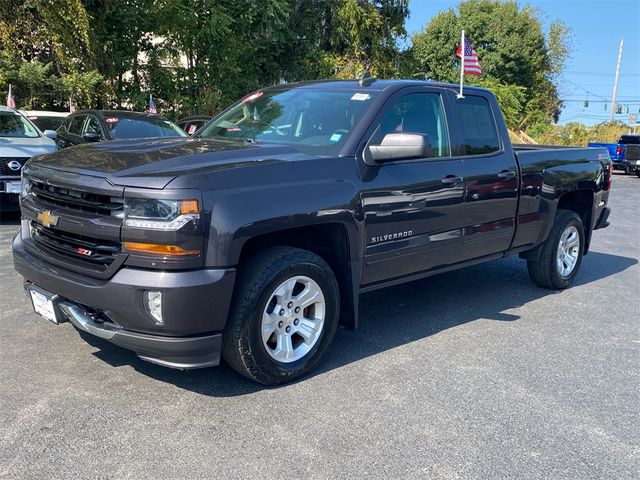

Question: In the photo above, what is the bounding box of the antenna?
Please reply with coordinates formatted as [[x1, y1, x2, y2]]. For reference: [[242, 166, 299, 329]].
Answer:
[[358, 69, 377, 87]]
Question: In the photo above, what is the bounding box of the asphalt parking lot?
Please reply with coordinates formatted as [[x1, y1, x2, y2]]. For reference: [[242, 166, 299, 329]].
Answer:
[[0, 173, 638, 479]]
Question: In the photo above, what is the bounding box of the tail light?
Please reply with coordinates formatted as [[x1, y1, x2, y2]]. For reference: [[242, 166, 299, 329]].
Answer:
[[616, 145, 622, 156], [606, 163, 613, 190]]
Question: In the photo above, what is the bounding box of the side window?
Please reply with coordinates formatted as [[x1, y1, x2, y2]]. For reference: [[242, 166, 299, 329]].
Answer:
[[375, 92, 450, 158], [83, 116, 102, 136], [458, 96, 500, 155], [62, 116, 74, 132], [68, 115, 86, 135]]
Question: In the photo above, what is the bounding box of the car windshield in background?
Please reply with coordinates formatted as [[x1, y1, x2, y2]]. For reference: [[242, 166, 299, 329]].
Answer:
[[28, 116, 64, 132], [197, 89, 378, 154], [0, 112, 40, 138], [106, 116, 187, 139]]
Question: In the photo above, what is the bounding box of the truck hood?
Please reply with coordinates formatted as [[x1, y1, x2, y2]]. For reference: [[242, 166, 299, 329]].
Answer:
[[0, 136, 58, 158], [28, 137, 311, 188]]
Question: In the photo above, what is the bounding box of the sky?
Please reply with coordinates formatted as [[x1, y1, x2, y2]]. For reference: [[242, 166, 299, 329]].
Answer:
[[405, 0, 640, 126]]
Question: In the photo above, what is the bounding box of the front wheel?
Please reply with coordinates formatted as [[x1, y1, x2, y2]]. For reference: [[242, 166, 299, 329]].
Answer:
[[222, 247, 339, 385], [527, 210, 585, 289]]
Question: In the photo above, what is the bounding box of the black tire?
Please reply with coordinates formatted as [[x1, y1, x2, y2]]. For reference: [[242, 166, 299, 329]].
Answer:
[[636, 170, 640, 178], [222, 246, 339, 385], [527, 210, 585, 290]]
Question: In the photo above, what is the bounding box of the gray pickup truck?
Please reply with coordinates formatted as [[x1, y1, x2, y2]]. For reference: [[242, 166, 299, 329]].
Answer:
[[13, 79, 612, 384]]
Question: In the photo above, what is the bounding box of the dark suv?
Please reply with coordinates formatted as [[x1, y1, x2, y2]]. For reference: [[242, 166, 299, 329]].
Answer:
[[56, 110, 187, 148]]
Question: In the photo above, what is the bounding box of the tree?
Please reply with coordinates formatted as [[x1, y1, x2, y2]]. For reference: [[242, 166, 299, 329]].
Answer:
[[408, 0, 570, 129]]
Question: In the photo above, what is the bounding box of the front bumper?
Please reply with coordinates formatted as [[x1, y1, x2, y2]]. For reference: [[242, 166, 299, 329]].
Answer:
[[13, 230, 236, 368], [621, 159, 640, 171], [57, 300, 222, 369], [1, 175, 20, 211]]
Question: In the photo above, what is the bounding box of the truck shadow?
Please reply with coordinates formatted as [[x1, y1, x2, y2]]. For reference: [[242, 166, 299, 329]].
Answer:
[[83, 250, 637, 396]]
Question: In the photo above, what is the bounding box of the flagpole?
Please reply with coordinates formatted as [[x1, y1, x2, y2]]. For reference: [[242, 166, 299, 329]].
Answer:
[[458, 30, 465, 98]]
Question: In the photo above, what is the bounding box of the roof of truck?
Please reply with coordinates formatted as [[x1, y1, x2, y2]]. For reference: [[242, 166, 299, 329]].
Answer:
[[269, 79, 487, 94]]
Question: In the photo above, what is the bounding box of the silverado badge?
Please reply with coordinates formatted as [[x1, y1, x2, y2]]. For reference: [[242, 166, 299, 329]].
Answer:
[[37, 210, 59, 228]]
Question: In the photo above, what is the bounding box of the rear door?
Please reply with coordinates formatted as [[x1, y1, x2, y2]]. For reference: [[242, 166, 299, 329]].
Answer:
[[359, 87, 466, 285], [450, 93, 519, 259]]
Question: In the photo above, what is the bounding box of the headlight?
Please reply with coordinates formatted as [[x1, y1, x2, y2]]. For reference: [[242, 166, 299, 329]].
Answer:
[[123, 198, 199, 230]]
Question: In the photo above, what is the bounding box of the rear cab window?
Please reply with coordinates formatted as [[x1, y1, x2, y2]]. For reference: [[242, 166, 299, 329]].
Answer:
[[457, 95, 501, 155], [618, 135, 640, 145]]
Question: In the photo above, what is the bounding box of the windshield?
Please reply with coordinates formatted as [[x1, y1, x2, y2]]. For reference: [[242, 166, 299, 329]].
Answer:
[[0, 112, 40, 138], [28, 116, 65, 132], [106, 116, 187, 139], [197, 88, 378, 154]]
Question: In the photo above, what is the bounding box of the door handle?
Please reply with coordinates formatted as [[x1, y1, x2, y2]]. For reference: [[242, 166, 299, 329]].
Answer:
[[441, 175, 463, 185], [498, 170, 516, 179]]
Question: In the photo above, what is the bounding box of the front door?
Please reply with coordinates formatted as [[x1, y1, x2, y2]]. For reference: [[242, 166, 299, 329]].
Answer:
[[360, 90, 466, 285]]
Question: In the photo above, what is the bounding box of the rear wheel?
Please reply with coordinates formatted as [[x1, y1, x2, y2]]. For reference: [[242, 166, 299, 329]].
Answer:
[[222, 247, 339, 385], [527, 210, 585, 289]]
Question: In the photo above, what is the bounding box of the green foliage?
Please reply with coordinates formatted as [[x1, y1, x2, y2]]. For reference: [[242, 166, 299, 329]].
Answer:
[[475, 77, 525, 129], [408, 0, 571, 129], [0, 0, 569, 132], [533, 122, 630, 147]]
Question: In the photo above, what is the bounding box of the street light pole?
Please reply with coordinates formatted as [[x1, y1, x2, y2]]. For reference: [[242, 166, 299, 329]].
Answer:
[[609, 37, 624, 123]]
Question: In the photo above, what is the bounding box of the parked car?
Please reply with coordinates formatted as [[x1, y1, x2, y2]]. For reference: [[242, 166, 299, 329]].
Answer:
[[20, 110, 69, 133], [0, 106, 57, 212], [177, 115, 212, 135], [589, 134, 640, 172], [55, 110, 187, 148], [14, 80, 612, 384], [617, 135, 640, 176]]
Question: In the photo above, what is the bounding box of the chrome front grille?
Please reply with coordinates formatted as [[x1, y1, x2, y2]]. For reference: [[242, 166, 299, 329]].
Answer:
[[30, 180, 124, 216], [0, 157, 26, 176]]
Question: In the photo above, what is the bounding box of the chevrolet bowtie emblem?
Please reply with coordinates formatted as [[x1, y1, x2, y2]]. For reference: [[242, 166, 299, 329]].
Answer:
[[37, 210, 59, 228]]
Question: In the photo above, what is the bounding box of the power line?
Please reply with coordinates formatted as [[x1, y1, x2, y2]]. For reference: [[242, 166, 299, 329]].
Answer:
[[559, 75, 608, 101]]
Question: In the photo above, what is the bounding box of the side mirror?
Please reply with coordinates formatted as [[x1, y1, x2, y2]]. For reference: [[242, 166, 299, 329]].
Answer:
[[82, 132, 101, 142], [368, 133, 432, 163], [43, 130, 57, 140]]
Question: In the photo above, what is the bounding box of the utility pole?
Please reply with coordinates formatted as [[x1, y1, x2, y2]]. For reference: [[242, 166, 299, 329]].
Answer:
[[609, 37, 624, 123]]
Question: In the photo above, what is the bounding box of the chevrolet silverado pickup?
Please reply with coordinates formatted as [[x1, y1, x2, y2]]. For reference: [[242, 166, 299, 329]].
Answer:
[[13, 80, 612, 384], [589, 134, 640, 174]]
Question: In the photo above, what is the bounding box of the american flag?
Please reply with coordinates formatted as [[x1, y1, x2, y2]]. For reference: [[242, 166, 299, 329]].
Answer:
[[6, 84, 16, 108], [148, 94, 157, 114], [456, 37, 481, 76]]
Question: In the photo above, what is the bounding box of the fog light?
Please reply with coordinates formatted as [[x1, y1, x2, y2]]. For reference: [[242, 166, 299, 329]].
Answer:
[[145, 291, 163, 323]]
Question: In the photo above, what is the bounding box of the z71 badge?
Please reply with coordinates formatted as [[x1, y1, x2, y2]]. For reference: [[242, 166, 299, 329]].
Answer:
[[371, 230, 413, 244]]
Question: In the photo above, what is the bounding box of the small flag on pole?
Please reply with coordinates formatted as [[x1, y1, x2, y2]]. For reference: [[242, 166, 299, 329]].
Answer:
[[69, 96, 75, 113], [456, 33, 481, 76], [148, 94, 157, 114], [456, 30, 481, 98], [6, 84, 16, 108]]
